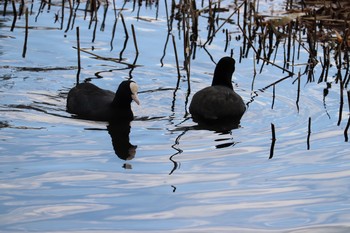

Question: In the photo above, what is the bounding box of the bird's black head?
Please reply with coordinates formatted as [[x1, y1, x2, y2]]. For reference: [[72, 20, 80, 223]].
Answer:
[[211, 56, 235, 89], [113, 80, 140, 108]]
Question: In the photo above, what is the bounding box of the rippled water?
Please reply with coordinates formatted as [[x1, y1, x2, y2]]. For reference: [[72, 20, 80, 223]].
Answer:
[[1, 0, 350, 232]]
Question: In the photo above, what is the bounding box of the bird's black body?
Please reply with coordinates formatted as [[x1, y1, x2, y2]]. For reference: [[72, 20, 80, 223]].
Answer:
[[189, 57, 245, 126], [66, 80, 139, 121]]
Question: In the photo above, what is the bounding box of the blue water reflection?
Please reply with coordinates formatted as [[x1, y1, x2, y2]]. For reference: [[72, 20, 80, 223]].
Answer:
[[1, 0, 350, 232]]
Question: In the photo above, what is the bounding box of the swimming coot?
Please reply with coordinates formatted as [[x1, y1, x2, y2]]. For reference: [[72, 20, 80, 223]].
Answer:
[[66, 80, 140, 121], [189, 57, 245, 124]]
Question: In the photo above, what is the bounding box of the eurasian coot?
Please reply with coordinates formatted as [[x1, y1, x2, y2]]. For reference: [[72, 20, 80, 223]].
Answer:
[[189, 57, 245, 124], [66, 80, 140, 121]]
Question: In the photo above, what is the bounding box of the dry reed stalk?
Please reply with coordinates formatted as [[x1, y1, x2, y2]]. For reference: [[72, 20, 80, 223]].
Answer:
[[269, 123, 276, 159], [119, 13, 129, 60], [172, 34, 181, 79], [3, 0, 8, 16], [10, 0, 17, 31], [271, 84, 275, 109], [22, 7, 28, 58], [72, 47, 137, 68], [344, 90, 350, 141], [296, 71, 301, 112], [337, 74, 344, 126], [307, 117, 311, 150], [76, 26, 81, 85], [131, 24, 139, 55]]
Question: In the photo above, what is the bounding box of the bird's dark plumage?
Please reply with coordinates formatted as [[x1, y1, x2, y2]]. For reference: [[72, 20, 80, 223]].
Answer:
[[189, 57, 245, 125], [66, 80, 139, 121]]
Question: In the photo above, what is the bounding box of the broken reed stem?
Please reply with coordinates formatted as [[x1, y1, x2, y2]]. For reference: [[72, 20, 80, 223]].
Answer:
[[72, 46, 137, 68], [76, 26, 81, 85], [172, 34, 181, 79], [131, 24, 139, 55], [307, 117, 311, 150], [260, 75, 292, 92], [269, 123, 276, 159]]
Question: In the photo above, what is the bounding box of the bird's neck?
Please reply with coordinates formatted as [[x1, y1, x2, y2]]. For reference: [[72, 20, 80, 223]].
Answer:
[[211, 74, 233, 89], [112, 99, 132, 109]]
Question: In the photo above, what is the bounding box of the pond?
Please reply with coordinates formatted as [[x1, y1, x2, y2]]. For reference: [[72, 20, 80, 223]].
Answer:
[[1, 0, 350, 232]]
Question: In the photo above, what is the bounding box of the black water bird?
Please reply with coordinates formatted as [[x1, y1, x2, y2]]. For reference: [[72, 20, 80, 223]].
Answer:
[[189, 57, 245, 127], [67, 80, 140, 121]]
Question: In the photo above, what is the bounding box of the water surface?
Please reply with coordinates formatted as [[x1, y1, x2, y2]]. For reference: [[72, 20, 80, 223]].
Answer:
[[1, 0, 350, 232]]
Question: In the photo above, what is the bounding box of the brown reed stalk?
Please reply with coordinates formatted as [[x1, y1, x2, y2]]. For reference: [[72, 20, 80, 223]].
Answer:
[[345, 117, 350, 142], [3, 0, 8, 16], [60, 0, 64, 30], [296, 71, 301, 112], [22, 7, 28, 58], [172, 34, 181, 79], [129, 24, 139, 79], [224, 29, 229, 52], [269, 123, 276, 159], [271, 84, 275, 109], [10, 0, 17, 31], [64, 0, 74, 33], [110, 17, 118, 51], [307, 117, 311, 150], [73, 47, 136, 68], [344, 90, 350, 141], [119, 13, 129, 59], [337, 75, 344, 126], [260, 75, 292, 91], [76, 26, 81, 85], [131, 24, 139, 55]]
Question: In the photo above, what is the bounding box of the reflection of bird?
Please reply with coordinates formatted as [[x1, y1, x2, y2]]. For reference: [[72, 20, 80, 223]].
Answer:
[[107, 120, 137, 161], [67, 80, 140, 121], [189, 57, 245, 128]]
